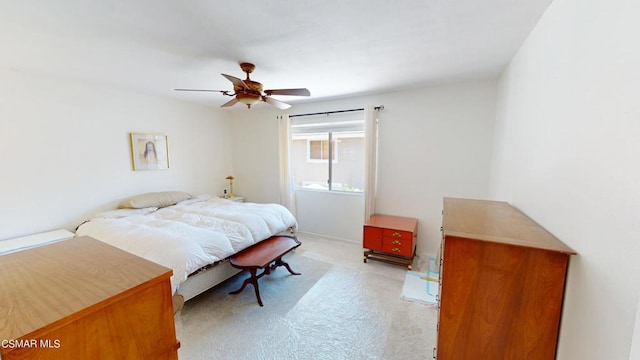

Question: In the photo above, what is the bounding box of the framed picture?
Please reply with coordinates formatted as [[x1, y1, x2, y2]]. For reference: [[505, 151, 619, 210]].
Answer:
[[130, 133, 169, 170]]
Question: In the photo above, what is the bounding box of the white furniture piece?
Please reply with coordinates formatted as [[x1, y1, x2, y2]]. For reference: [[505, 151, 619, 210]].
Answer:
[[0, 229, 74, 255]]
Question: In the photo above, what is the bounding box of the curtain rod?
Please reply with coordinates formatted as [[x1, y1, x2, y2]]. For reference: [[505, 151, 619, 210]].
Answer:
[[289, 108, 364, 118], [289, 105, 384, 118]]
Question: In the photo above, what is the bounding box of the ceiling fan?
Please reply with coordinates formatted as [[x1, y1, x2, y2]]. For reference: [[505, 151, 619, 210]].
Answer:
[[175, 62, 310, 109]]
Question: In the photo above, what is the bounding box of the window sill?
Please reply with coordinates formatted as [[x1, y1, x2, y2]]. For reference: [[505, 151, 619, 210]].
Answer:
[[295, 188, 364, 196]]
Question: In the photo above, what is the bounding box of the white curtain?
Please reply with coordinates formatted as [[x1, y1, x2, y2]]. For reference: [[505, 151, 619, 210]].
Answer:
[[364, 106, 380, 221], [278, 114, 297, 216]]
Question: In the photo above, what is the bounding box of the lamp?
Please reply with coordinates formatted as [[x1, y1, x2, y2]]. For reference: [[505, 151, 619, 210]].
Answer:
[[225, 175, 235, 198], [236, 92, 261, 109]]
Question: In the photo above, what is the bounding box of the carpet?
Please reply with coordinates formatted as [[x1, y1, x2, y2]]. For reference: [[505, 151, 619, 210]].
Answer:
[[401, 257, 439, 305], [180, 251, 333, 315], [175, 236, 439, 360], [176, 252, 336, 359]]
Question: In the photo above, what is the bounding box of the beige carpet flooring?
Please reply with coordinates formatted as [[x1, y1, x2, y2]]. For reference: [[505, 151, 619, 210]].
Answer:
[[175, 233, 438, 360]]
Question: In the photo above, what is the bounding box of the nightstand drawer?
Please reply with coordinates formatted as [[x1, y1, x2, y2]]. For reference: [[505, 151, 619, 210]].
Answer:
[[382, 236, 412, 248], [382, 229, 412, 240], [381, 242, 413, 257]]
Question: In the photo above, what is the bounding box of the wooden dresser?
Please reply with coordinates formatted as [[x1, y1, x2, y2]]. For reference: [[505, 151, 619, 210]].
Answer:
[[363, 214, 418, 269], [0, 236, 179, 360], [435, 198, 576, 359]]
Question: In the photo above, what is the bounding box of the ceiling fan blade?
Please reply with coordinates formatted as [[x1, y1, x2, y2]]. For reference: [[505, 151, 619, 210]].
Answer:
[[175, 89, 232, 95], [221, 73, 248, 89], [263, 96, 292, 110], [221, 98, 239, 108], [264, 88, 310, 97]]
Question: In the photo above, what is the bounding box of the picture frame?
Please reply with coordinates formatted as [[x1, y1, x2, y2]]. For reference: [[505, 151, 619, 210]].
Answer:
[[130, 133, 169, 170]]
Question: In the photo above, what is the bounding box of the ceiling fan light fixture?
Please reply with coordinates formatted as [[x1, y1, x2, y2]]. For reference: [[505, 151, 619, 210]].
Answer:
[[236, 92, 261, 108]]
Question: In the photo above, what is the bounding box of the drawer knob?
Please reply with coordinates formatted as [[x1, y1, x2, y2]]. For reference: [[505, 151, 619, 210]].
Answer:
[[392, 247, 401, 252], [392, 239, 402, 245], [392, 232, 402, 237]]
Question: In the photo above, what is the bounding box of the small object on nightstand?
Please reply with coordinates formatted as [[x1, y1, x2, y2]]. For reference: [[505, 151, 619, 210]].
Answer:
[[221, 190, 243, 202], [225, 175, 235, 197]]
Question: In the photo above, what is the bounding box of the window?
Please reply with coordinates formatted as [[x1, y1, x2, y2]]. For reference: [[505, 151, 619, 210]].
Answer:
[[291, 110, 365, 193], [308, 139, 335, 162]]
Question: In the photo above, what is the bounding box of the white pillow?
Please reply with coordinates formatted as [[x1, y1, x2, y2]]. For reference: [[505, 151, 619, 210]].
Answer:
[[118, 191, 192, 209], [94, 207, 158, 219]]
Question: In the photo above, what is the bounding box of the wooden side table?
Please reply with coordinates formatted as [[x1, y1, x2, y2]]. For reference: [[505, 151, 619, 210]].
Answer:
[[363, 214, 418, 269]]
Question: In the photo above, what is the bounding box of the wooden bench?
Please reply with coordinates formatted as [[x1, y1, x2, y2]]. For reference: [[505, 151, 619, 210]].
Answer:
[[228, 235, 301, 306]]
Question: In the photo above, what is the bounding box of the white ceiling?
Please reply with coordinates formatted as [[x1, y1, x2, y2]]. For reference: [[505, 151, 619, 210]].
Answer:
[[0, 0, 553, 110]]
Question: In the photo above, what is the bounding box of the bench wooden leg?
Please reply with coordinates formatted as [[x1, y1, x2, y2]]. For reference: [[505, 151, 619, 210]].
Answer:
[[229, 269, 265, 306], [229, 258, 300, 307], [271, 257, 301, 276]]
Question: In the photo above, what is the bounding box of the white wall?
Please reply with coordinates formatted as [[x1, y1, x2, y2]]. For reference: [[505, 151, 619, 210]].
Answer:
[[228, 108, 281, 204], [372, 82, 496, 257], [295, 190, 364, 241], [631, 292, 640, 359], [229, 107, 367, 242], [0, 69, 232, 241], [231, 79, 497, 256], [490, 0, 640, 358]]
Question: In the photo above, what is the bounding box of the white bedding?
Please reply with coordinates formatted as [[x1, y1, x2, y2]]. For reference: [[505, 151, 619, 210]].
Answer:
[[75, 196, 297, 294]]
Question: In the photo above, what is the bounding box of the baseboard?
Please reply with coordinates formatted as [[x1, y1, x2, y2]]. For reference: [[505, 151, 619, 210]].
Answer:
[[295, 230, 359, 244]]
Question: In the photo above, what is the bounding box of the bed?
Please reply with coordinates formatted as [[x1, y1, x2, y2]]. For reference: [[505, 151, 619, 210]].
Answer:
[[75, 191, 297, 302]]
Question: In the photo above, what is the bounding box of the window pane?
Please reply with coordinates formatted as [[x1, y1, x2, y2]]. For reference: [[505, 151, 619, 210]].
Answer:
[[324, 140, 333, 160], [309, 140, 322, 160], [331, 132, 364, 192], [292, 134, 330, 190], [290, 110, 365, 193], [309, 140, 334, 160]]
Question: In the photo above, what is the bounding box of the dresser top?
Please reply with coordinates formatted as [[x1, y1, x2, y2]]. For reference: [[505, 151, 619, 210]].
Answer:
[[443, 197, 576, 254], [365, 214, 418, 233], [0, 236, 172, 341]]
